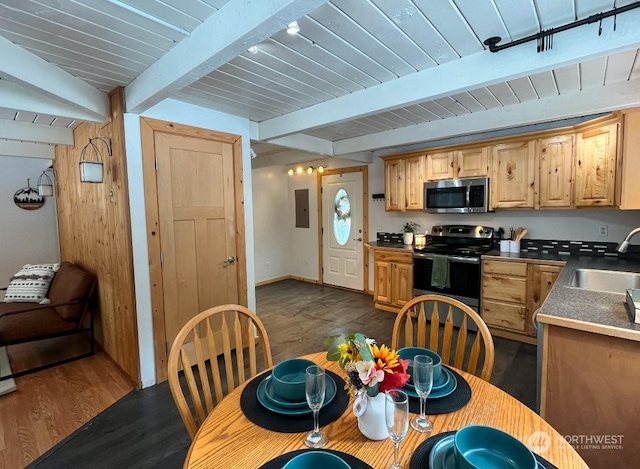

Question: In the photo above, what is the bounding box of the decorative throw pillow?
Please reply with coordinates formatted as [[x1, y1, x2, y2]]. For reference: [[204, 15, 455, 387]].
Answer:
[[3, 263, 61, 303]]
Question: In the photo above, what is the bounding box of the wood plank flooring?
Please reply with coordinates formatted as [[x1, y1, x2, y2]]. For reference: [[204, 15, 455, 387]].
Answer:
[[0, 347, 135, 468], [19, 279, 536, 469]]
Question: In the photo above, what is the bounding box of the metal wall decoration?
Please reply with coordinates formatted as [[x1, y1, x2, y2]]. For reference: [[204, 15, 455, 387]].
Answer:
[[13, 179, 45, 210], [80, 136, 112, 183]]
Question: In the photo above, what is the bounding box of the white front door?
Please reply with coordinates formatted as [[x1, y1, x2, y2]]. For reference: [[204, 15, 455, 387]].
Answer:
[[322, 171, 364, 291]]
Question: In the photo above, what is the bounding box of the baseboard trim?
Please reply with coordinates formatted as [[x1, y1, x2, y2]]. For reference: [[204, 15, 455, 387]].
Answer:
[[255, 275, 320, 287]]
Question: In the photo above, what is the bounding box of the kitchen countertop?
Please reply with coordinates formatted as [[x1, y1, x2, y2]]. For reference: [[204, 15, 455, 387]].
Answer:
[[365, 242, 414, 252], [483, 249, 570, 264], [535, 255, 640, 341]]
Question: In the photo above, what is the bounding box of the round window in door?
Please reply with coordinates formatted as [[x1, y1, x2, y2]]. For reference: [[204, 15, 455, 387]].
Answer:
[[333, 188, 351, 246]]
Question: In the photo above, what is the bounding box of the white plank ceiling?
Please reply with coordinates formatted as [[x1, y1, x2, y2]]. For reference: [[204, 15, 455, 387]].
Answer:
[[1, 0, 640, 163]]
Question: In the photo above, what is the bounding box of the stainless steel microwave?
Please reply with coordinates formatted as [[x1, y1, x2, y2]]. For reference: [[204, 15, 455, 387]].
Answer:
[[423, 177, 489, 213]]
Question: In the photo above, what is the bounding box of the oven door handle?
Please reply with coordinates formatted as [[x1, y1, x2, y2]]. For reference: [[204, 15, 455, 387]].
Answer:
[[413, 254, 480, 264]]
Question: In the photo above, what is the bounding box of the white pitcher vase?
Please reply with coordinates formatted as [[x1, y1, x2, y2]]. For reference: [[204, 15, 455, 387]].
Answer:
[[354, 391, 388, 440], [403, 232, 414, 245]]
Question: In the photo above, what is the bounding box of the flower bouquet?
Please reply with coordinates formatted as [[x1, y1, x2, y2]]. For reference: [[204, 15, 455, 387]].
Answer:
[[325, 333, 410, 439]]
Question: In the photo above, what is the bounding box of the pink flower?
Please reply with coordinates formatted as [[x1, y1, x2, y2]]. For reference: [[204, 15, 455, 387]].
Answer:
[[356, 360, 384, 387]]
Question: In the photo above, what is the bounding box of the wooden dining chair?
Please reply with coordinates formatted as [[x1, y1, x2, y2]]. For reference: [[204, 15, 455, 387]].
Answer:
[[391, 295, 495, 382], [168, 304, 273, 439]]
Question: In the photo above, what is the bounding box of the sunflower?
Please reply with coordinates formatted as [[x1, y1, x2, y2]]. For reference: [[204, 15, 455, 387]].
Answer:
[[369, 343, 400, 373]]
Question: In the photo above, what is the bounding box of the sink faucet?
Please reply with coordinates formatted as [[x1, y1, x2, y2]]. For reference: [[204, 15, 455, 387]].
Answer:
[[617, 227, 640, 253]]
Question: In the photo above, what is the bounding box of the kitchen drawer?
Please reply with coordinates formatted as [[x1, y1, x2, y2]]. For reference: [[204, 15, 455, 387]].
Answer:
[[483, 260, 527, 277], [482, 274, 527, 303], [482, 299, 526, 332], [374, 250, 412, 265]]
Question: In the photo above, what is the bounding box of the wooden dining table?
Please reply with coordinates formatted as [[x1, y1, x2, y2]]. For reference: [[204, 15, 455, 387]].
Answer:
[[184, 352, 588, 468]]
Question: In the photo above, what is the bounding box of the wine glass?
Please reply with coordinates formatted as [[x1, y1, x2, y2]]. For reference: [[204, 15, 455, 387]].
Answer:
[[385, 389, 409, 469], [410, 355, 433, 433], [304, 365, 328, 448]]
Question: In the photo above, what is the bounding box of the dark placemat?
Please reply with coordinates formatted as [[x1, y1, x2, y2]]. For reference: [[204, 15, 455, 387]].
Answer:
[[408, 366, 471, 414], [409, 431, 559, 469], [258, 449, 373, 469], [240, 369, 348, 433]]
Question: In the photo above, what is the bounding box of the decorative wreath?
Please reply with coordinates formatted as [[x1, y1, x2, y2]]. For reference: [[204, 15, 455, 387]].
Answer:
[[334, 195, 351, 221]]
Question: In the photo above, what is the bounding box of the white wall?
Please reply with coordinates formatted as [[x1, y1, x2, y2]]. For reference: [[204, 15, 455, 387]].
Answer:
[[124, 100, 253, 388], [0, 156, 59, 293], [252, 166, 290, 282]]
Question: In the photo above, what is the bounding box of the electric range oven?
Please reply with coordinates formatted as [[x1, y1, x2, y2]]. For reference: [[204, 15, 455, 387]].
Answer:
[[412, 225, 495, 311]]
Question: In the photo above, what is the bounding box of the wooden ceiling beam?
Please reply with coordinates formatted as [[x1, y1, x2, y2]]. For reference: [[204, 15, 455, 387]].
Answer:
[[125, 0, 330, 114]]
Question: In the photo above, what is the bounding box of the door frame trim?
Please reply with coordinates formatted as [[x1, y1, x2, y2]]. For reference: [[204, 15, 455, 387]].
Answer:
[[317, 166, 369, 293], [140, 117, 247, 382]]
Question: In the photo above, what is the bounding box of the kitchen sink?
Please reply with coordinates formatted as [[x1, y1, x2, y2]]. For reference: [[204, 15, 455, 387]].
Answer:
[[569, 268, 640, 294]]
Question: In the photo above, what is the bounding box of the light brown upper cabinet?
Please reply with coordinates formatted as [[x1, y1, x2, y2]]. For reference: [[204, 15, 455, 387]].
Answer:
[[404, 155, 425, 210], [385, 158, 405, 211], [575, 123, 618, 207], [538, 135, 574, 208], [384, 156, 425, 211], [490, 141, 536, 209], [456, 147, 489, 178], [620, 110, 640, 209], [426, 151, 455, 180]]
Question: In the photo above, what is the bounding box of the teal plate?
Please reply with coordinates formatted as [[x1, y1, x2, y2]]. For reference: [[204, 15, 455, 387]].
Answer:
[[261, 376, 308, 409], [404, 367, 457, 400], [257, 374, 337, 416], [428, 434, 456, 469], [428, 434, 545, 469]]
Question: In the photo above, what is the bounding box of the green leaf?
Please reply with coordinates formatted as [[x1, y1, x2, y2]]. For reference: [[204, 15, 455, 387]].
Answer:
[[355, 333, 372, 362], [326, 348, 341, 361]]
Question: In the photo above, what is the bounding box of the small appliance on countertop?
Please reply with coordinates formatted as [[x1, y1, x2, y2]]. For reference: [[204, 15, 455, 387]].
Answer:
[[625, 289, 640, 324]]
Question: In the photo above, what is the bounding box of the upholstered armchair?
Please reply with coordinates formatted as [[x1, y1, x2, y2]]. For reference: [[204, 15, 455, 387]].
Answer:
[[0, 261, 97, 380]]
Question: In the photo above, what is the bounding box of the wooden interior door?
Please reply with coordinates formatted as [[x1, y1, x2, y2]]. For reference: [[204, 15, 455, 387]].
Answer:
[[155, 132, 239, 355]]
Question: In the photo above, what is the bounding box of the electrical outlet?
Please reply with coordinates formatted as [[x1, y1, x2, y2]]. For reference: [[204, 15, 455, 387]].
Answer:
[[599, 225, 608, 237], [375, 224, 382, 231]]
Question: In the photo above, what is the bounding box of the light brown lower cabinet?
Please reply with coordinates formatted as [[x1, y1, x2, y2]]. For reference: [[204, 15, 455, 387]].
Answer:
[[540, 324, 640, 468], [481, 258, 564, 343], [373, 250, 413, 313]]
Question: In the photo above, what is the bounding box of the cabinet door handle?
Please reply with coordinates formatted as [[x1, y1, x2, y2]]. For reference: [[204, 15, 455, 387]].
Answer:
[[352, 237, 363, 241], [224, 256, 236, 264]]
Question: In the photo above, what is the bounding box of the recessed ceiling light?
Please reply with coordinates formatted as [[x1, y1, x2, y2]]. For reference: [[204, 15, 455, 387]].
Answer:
[[287, 20, 300, 35], [247, 46, 259, 54]]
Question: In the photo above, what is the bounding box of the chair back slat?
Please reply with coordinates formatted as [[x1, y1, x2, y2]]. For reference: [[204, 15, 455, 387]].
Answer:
[[247, 320, 257, 377], [453, 315, 468, 369], [416, 303, 427, 347], [168, 304, 273, 439], [392, 295, 495, 383], [467, 334, 482, 375], [192, 325, 213, 414], [427, 302, 437, 350], [203, 318, 224, 404], [441, 304, 454, 363], [220, 313, 235, 394], [232, 312, 246, 384]]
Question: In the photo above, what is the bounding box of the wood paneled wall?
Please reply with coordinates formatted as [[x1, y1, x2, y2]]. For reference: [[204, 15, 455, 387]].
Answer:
[[53, 88, 139, 384]]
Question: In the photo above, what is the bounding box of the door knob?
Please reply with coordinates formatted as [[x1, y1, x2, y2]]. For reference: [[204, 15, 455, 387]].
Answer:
[[352, 237, 363, 241], [225, 256, 236, 264]]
